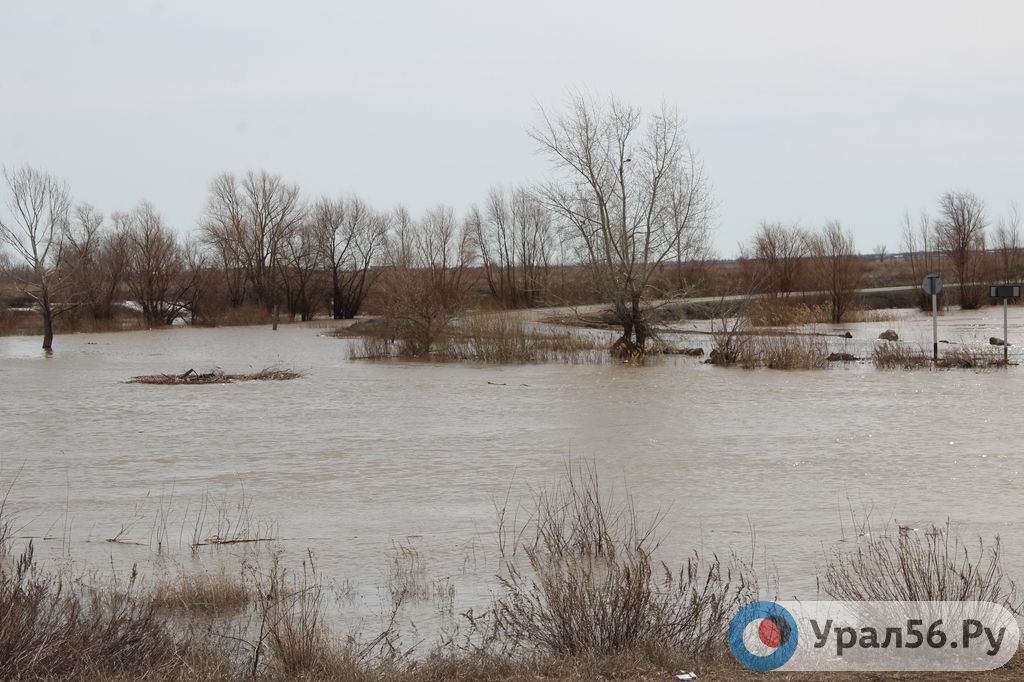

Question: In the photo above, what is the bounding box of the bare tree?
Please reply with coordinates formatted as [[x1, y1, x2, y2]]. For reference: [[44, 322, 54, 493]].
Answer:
[[993, 203, 1022, 282], [530, 93, 712, 357], [741, 222, 810, 297], [313, 195, 387, 319], [199, 175, 250, 307], [901, 210, 940, 311], [281, 220, 322, 321], [808, 220, 862, 323], [935, 190, 989, 309], [472, 185, 554, 307], [379, 204, 474, 356], [118, 201, 195, 326], [872, 244, 887, 263], [200, 170, 304, 328], [0, 166, 73, 349]]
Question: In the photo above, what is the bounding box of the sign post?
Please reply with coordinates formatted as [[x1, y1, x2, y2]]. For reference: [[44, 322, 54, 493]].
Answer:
[[990, 285, 1020, 363], [922, 274, 943, 362]]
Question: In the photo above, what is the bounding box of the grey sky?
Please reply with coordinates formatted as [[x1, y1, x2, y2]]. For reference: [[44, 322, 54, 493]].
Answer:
[[3, 0, 1023, 256]]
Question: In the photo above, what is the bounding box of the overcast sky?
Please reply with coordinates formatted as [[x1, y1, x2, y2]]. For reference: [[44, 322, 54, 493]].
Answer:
[[3, 1, 1023, 256]]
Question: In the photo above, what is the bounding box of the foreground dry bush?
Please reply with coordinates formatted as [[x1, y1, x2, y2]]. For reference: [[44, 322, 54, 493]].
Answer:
[[823, 522, 1019, 608], [0, 543, 233, 681], [8, 473, 1024, 681], [489, 463, 757, 660]]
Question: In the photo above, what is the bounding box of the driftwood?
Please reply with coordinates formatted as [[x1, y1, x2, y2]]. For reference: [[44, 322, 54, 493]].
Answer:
[[126, 367, 302, 385], [191, 536, 276, 547]]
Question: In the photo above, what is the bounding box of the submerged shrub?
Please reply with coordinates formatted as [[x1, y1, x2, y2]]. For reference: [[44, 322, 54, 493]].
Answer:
[[489, 463, 757, 659], [823, 523, 1018, 608], [738, 334, 829, 369], [871, 341, 929, 369]]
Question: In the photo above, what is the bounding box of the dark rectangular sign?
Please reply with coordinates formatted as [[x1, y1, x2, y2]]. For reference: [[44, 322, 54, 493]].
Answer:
[[991, 285, 1020, 298]]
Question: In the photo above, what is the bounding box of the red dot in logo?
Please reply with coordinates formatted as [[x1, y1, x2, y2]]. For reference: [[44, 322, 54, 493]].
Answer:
[[758, 618, 783, 648]]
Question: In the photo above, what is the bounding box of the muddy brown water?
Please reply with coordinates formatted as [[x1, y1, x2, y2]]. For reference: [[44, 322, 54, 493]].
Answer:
[[1, 307, 1023, 631]]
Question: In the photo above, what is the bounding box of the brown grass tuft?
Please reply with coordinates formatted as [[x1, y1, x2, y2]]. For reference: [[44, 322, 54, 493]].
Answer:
[[150, 566, 250, 617], [738, 334, 829, 369], [871, 341, 930, 369]]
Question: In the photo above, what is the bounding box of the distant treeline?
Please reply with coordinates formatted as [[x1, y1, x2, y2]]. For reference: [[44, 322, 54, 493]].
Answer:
[[2, 95, 1020, 353]]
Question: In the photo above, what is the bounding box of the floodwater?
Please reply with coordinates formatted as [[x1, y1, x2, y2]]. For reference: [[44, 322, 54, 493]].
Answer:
[[1, 306, 1024, 630]]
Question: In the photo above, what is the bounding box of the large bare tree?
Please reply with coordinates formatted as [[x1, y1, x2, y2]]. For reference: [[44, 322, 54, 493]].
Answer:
[[993, 203, 1022, 282], [0, 166, 73, 349], [530, 93, 712, 357], [471, 185, 554, 307], [200, 170, 304, 328], [741, 222, 810, 297], [935, 190, 988, 309], [807, 220, 862, 323], [118, 201, 196, 326], [312, 195, 388, 319]]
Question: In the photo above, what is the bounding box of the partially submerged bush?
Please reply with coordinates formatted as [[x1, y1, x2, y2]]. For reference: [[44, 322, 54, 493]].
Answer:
[[352, 313, 606, 364], [937, 345, 1006, 369], [489, 463, 756, 660], [738, 334, 829, 369], [823, 523, 1018, 608], [871, 341, 929, 369]]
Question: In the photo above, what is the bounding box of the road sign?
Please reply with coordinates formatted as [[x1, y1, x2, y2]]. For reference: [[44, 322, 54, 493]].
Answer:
[[922, 273, 943, 296], [991, 285, 1020, 299]]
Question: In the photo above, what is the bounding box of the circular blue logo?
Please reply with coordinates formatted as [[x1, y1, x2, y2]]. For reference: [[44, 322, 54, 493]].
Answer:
[[728, 601, 799, 671]]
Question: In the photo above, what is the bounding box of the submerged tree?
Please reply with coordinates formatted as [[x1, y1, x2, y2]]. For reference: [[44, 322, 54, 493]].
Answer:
[[470, 185, 554, 308], [312, 195, 388, 320], [0, 166, 73, 349], [200, 170, 304, 328], [808, 220, 862, 323], [935, 190, 989, 309], [378, 204, 474, 356], [530, 93, 713, 358]]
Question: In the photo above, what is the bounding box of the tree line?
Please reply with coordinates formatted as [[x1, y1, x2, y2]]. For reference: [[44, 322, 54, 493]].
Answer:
[[2, 93, 1017, 354]]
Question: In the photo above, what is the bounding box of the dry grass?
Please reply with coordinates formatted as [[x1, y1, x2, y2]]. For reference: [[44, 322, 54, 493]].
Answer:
[[150, 565, 251, 617], [488, 462, 757, 660], [738, 334, 829, 369], [351, 313, 607, 364], [127, 367, 302, 385], [0, 543, 229, 681], [847, 307, 900, 323], [936, 345, 1007, 369], [745, 298, 815, 326], [387, 541, 429, 607], [871, 341, 930, 369], [823, 522, 1018, 608]]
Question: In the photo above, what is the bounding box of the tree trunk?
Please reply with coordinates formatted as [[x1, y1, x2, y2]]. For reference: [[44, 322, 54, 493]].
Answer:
[[272, 303, 279, 330], [41, 289, 54, 350]]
